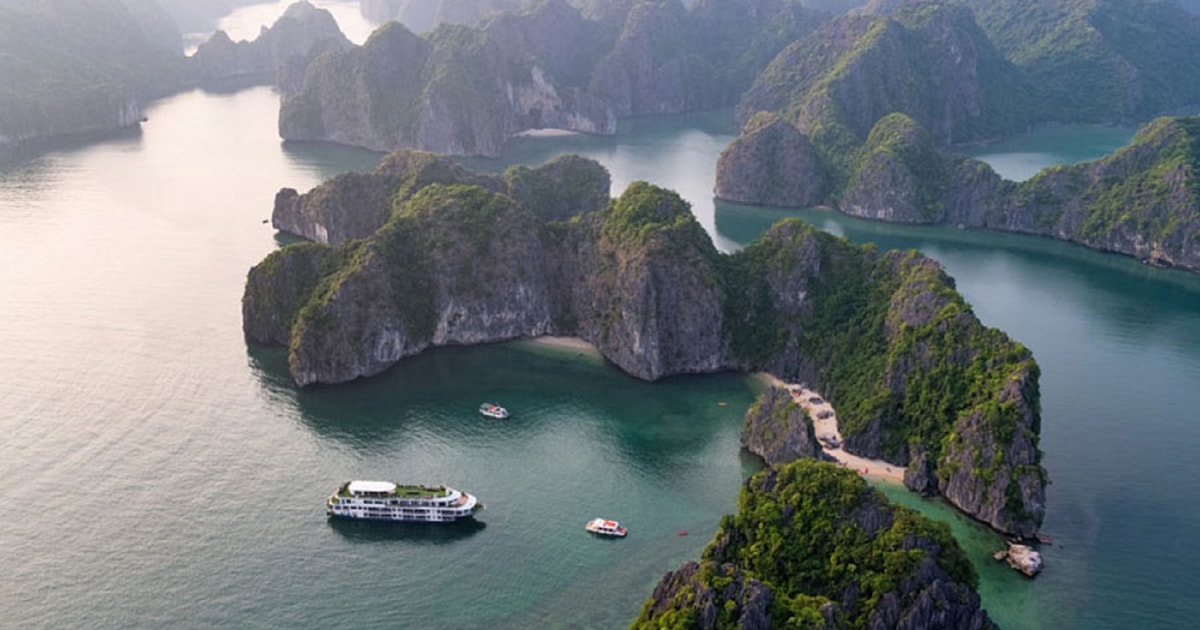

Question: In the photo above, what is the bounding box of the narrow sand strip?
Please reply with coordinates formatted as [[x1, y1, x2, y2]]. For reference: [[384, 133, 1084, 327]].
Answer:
[[760, 374, 906, 484], [521, 335, 603, 356]]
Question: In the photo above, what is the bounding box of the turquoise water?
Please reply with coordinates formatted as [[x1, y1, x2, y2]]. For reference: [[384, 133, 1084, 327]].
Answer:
[[4, 80, 1200, 628], [963, 123, 1138, 181], [460, 110, 742, 252], [0, 87, 761, 629]]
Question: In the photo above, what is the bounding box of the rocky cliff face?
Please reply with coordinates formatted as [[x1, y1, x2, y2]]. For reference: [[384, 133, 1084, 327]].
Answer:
[[280, 2, 617, 156], [974, 116, 1200, 272], [632, 460, 996, 630], [719, 101, 1200, 273], [741, 385, 823, 467], [719, 219, 1045, 535], [839, 113, 951, 222], [246, 154, 1045, 534], [714, 112, 831, 207], [280, 184, 556, 386], [939, 364, 1045, 538], [737, 2, 1030, 146], [0, 93, 144, 148], [269, 150, 607, 245], [546, 182, 733, 380], [190, 1, 352, 93], [282, 0, 836, 155], [248, 153, 611, 384], [588, 1, 695, 117], [944, 116, 1200, 273], [272, 150, 504, 245]]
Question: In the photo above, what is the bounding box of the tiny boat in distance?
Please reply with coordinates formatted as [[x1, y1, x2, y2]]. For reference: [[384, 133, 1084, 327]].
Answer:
[[479, 403, 509, 419], [326, 481, 481, 522], [585, 518, 627, 537]]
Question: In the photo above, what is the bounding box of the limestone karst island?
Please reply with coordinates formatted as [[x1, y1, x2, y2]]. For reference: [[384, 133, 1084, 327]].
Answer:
[[5, 1, 1200, 629]]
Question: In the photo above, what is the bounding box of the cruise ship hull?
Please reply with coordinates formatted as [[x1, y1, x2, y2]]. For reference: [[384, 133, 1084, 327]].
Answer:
[[326, 481, 481, 523]]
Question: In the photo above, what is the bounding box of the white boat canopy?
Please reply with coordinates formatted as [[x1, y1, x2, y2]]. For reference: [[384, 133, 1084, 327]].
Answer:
[[348, 481, 396, 494]]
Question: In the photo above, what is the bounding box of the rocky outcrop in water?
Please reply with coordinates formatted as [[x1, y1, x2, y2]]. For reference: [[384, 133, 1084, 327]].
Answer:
[[190, 1, 352, 93], [839, 113, 951, 223], [995, 542, 1044, 578], [245, 153, 1046, 536], [714, 112, 831, 207], [632, 459, 998, 629], [741, 385, 824, 467]]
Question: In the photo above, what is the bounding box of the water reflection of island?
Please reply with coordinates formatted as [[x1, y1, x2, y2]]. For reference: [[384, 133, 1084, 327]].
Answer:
[[328, 516, 487, 544], [246, 342, 755, 475]]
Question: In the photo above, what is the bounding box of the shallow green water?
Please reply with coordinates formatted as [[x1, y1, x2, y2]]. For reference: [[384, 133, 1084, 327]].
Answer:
[[4, 78, 1200, 629]]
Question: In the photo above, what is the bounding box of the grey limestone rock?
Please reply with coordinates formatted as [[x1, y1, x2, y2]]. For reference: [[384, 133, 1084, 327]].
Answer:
[[741, 385, 824, 467], [715, 112, 832, 208], [190, 1, 352, 89]]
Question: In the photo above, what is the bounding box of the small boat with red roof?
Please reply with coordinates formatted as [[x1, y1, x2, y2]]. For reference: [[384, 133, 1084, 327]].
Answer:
[[479, 402, 509, 419], [585, 517, 627, 537]]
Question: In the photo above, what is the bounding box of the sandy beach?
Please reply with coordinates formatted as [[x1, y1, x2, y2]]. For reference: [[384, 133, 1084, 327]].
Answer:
[[760, 374, 906, 484], [521, 335, 603, 356]]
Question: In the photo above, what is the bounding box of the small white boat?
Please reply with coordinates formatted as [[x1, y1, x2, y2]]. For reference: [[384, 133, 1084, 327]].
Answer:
[[479, 403, 509, 419], [585, 518, 627, 537]]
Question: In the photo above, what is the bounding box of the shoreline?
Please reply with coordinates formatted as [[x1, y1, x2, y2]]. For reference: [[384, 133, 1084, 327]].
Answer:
[[518, 335, 603, 356], [759, 373, 907, 485]]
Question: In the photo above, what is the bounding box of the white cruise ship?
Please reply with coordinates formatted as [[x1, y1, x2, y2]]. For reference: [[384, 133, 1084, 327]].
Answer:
[[326, 481, 481, 522]]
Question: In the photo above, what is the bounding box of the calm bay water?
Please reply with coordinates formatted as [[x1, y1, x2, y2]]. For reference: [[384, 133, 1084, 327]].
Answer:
[[0, 86, 763, 629], [963, 123, 1138, 181], [3, 57, 1200, 630]]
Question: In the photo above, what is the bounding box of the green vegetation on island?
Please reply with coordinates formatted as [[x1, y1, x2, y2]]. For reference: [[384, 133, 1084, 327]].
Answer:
[[632, 459, 995, 630], [717, 1, 1200, 273], [245, 151, 1045, 536], [963, 0, 1200, 123]]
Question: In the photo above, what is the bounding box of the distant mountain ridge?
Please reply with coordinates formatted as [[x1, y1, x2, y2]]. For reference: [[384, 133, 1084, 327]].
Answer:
[[0, 0, 186, 146], [716, 0, 1200, 273], [279, 0, 829, 155], [0, 0, 358, 148]]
